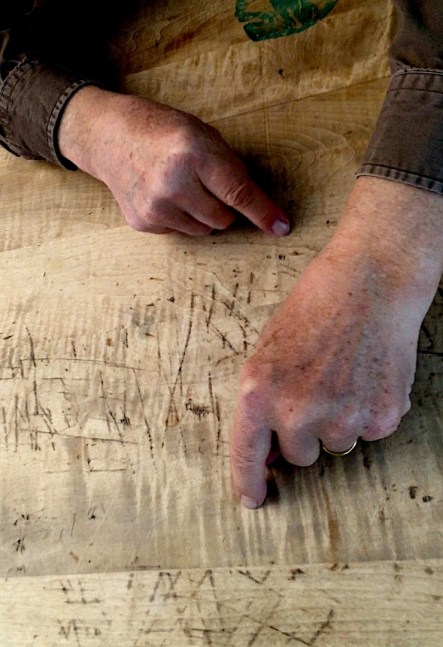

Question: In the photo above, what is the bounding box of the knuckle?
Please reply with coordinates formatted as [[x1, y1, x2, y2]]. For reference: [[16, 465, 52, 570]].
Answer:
[[364, 406, 403, 440], [323, 428, 353, 445], [126, 215, 146, 232], [154, 135, 195, 181], [170, 124, 199, 158], [239, 364, 266, 404], [131, 221, 155, 234], [126, 208, 162, 234], [150, 172, 181, 202], [144, 209, 161, 226], [329, 409, 364, 439], [206, 124, 224, 144], [223, 181, 254, 210], [206, 126, 231, 153]]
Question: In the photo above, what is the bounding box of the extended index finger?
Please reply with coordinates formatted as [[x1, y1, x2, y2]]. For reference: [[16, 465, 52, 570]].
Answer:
[[198, 153, 290, 237], [230, 398, 272, 509]]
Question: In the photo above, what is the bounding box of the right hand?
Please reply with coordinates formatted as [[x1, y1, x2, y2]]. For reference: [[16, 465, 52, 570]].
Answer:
[[58, 87, 290, 237]]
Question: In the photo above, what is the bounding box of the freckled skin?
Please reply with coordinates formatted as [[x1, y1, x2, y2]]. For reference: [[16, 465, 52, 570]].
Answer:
[[231, 177, 443, 507], [58, 87, 289, 237], [57, 86, 443, 510]]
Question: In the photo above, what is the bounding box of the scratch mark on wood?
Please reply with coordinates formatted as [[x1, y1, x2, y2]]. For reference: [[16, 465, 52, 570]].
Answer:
[[174, 292, 195, 393], [25, 428, 137, 444], [268, 625, 311, 645], [185, 399, 210, 419], [210, 323, 239, 354], [70, 513, 76, 537], [14, 395, 19, 451], [99, 372, 113, 437], [247, 272, 254, 304], [206, 284, 216, 329], [37, 401, 58, 439], [132, 369, 155, 461], [309, 608, 334, 645], [226, 282, 239, 317], [1, 405, 8, 448], [207, 372, 221, 454], [149, 570, 182, 603], [25, 326, 36, 368], [13, 535, 26, 553], [163, 292, 195, 450], [32, 379, 39, 415], [238, 569, 272, 585]]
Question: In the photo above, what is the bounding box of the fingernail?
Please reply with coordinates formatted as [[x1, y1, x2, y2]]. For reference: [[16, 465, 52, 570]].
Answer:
[[241, 496, 260, 509], [272, 219, 290, 236]]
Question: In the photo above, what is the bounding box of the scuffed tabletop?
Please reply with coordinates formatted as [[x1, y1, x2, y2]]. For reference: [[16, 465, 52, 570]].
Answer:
[[1, 0, 442, 644]]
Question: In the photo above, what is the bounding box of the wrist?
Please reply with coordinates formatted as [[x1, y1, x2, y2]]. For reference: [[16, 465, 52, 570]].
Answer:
[[58, 86, 117, 178], [330, 177, 443, 300]]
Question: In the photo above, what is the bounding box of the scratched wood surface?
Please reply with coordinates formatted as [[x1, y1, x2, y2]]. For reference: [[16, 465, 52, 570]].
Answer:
[[2, 560, 443, 645], [1, 0, 442, 638]]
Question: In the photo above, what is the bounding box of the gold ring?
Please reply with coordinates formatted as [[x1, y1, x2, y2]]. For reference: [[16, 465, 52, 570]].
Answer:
[[322, 439, 358, 457]]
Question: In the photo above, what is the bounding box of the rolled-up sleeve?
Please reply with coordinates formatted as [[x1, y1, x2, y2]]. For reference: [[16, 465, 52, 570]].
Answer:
[[358, 0, 443, 195], [0, 2, 104, 169], [0, 59, 97, 168]]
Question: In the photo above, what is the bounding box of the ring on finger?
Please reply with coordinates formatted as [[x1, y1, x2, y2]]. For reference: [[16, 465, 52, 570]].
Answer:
[[321, 439, 358, 457]]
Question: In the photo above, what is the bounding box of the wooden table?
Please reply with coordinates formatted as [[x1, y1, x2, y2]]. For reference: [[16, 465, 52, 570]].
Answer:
[[1, 0, 442, 643]]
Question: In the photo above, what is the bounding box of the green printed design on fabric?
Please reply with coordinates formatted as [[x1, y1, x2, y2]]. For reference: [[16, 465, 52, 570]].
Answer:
[[236, 0, 339, 41]]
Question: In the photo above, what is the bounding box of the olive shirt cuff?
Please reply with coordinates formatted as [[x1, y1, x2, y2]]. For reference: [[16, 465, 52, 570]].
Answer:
[[0, 57, 98, 169], [357, 69, 443, 196]]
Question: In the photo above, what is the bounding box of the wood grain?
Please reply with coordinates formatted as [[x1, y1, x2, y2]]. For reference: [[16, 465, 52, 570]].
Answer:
[[0, 0, 442, 640], [120, 0, 393, 122], [2, 560, 442, 646], [2, 65, 442, 577]]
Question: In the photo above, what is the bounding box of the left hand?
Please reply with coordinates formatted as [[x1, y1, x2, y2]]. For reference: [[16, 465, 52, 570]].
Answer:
[[231, 178, 443, 508]]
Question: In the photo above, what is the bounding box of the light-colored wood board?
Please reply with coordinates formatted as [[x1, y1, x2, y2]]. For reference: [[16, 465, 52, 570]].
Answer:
[[1, 0, 441, 593], [0, 76, 389, 255], [1, 73, 442, 577], [2, 560, 442, 646], [0, 154, 122, 255], [111, 0, 393, 75], [213, 76, 391, 229], [121, 0, 393, 123], [0, 222, 441, 576]]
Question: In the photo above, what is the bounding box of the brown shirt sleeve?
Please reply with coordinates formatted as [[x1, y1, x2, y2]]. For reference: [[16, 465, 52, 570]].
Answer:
[[357, 0, 443, 195], [2, 2, 442, 187], [0, 2, 109, 169]]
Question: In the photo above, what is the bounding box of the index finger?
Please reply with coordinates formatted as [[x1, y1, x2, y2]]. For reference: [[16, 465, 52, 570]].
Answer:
[[198, 154, 290, 236], [230, 400, 272, 509]]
